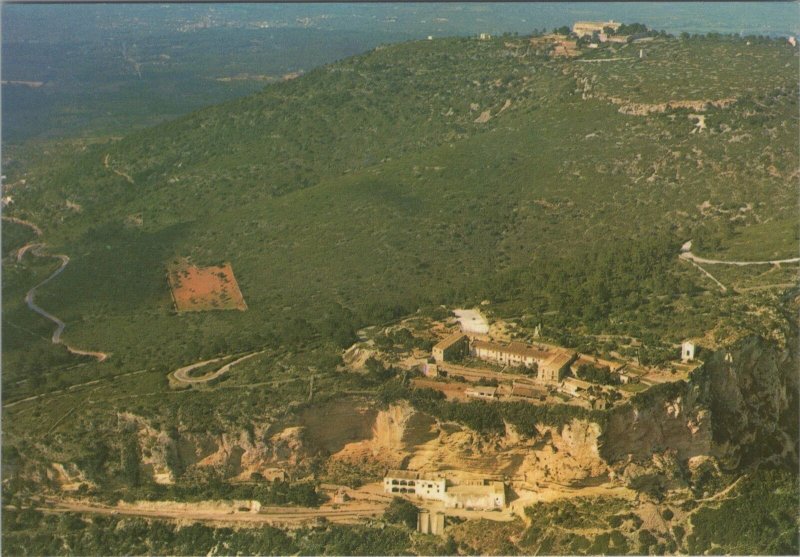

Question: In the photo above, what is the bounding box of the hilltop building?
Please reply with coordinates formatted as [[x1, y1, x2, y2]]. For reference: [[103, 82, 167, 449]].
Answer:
[[572, 20, 621, 37], [473, 340, 545, 368], [432, 333, 470, 363], [551, 40, 579, 57]]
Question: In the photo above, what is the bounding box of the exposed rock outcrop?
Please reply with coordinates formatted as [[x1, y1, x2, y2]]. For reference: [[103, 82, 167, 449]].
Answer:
[[30, 294, 798, 493]]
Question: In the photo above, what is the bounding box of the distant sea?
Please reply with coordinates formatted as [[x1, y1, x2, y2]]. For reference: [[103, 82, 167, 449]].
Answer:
[[314, 2, 800, 39], [4, 2, 799, 42]]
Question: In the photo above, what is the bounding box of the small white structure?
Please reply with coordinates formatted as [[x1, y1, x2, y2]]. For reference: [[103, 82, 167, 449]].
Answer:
[[424, 362, 439, 377], [427, 35, 433, 41], [479, 33, 492, 40], [465, 386, 498, 400], [789, 36, 797, 47], [681, 341, 696, 363]]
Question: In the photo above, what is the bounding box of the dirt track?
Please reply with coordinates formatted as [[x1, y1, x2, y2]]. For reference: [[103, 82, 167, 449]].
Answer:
[[36, 497, 386, 528], [2, 215, 43, 237], [679, 241, 800, 266], [103, 154, 134, 184], [679, 256, 728, 292]]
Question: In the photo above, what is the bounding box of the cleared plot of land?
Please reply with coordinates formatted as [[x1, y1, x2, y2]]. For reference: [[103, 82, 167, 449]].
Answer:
[[167, 259, 247, 312]]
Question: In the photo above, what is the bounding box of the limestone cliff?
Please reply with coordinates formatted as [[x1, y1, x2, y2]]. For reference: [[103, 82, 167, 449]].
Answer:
[[31, 298, 799, 492], [332, 402, 609, 485], [602, 333, 796, 477]]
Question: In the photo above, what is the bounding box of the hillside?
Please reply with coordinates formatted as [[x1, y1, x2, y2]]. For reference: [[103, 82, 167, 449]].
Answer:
[[2, 31, 798, 556], [5, 35, 797, 383]]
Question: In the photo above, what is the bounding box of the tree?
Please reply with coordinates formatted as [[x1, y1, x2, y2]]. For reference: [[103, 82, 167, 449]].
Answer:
[[383, 497, 418, 529], [120, 436, 141, 487]]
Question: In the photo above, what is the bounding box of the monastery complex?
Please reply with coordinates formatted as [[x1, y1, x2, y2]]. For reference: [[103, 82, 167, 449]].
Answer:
[[432, 332, 577, 384]]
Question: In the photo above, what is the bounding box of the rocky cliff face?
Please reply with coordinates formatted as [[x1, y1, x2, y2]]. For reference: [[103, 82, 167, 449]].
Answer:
[[602, 328, 797, 476], [702, 332, 798, 468], [38, 298, 799, 491], [332, 402, 609, 485], [602, 384, 713, 464]]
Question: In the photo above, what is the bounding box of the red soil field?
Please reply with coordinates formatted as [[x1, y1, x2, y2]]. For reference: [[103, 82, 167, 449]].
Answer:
[[167, 259, 247, 312]]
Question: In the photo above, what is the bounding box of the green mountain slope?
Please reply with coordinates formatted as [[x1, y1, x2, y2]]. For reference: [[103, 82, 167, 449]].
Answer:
[[4, 35, 798, 388]]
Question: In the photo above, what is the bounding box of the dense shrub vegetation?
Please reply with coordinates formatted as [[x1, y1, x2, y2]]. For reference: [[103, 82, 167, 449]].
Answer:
[[109, 479, 325, 508], [382, 384, 605, 435], [686, 467, 799, 555], [575, 363, 619, 386], [2, 510, 413, 556]]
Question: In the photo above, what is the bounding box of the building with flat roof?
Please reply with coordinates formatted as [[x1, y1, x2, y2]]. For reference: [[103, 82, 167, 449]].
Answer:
[[511, 382, 541, 399], [384, 471, 506, 511], [432, 333, 470, 363], [383, 470, 447, 501], [443, 480, 505, 510]]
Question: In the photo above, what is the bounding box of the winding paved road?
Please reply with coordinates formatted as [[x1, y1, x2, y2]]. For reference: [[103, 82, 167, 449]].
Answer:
[[4, 216, 109, 362], [171, 351, 265, 384]]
